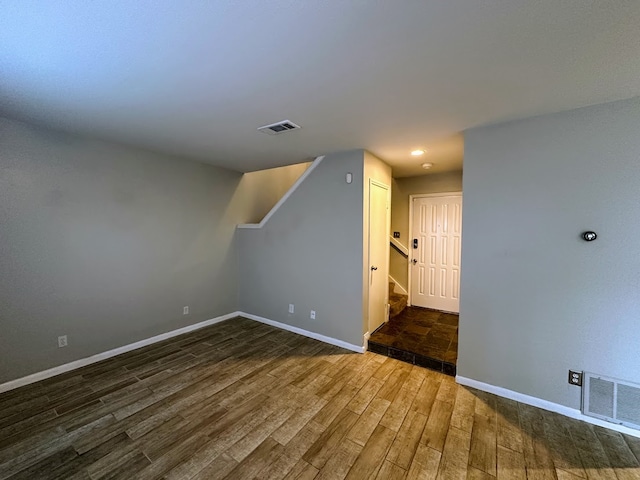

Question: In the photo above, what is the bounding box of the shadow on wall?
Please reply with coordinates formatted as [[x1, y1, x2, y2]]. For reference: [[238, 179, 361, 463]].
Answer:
[[0, 117, 244, 384], [231, 162, 312, 224], [236, 151, 366, 347]]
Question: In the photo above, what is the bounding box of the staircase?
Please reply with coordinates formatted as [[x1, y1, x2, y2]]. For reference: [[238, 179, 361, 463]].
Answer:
[[389, 282, 408, 319]]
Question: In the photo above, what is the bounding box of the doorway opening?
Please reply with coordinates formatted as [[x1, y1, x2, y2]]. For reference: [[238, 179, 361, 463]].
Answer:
[[369, 189, 462, 376], [368, 306, 458, 375], [367, 179, 391, 336]]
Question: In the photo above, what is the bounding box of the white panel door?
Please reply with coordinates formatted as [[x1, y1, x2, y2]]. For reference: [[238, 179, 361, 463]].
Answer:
[[410, 195, 462, 312], [368, 181, 390, 334]]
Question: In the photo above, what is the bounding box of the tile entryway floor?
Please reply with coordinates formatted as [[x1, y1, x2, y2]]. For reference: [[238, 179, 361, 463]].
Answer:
[[367, 306, 458, 376]]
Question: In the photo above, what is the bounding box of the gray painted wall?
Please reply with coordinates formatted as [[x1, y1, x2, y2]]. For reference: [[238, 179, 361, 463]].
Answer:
[[238, 151, 365, 346], [390, 171, 463, 289], [459, 96, 640, 408], [0, 118, 242, 383]]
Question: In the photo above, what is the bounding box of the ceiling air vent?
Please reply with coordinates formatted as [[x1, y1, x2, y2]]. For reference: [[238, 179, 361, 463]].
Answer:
[[257, 120, 301, 135]]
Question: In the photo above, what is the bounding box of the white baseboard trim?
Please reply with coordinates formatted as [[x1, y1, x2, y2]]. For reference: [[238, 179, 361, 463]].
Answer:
[[456, 375, 640, 439], [0, 310, 366, 395], [0, 312, 241, 395], [363, 331, 371, 352], [239, 312, 365, 354]]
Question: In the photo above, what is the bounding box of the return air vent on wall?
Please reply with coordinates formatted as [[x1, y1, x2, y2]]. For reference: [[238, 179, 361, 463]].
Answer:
[[257, 120, 301, 135], [583, 372, 640, 430]]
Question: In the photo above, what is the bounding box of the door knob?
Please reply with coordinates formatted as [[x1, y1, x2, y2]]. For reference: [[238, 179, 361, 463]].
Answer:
[[371, 266, 378, 271], [411, 259, 417, 265]]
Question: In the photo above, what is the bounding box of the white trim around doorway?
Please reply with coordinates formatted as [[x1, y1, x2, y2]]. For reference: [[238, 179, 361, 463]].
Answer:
[[407, 191, 463, 307]]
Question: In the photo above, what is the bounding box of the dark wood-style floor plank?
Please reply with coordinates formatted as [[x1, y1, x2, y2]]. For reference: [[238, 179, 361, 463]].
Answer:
[[0, 317, 638, 480]]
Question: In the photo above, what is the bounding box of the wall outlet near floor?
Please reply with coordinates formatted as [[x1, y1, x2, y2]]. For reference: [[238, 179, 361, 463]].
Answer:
[[310, 310, 316, 320], [58, 335, 68, 348], [288, 304, 295, 314], [183, 306, 189, 315], [569, 370, 583, 386]]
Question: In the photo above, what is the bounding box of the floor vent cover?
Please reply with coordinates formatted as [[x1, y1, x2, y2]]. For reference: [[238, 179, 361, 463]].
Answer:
[[257, 120, 301, 135], [583, 372, 640, 430]]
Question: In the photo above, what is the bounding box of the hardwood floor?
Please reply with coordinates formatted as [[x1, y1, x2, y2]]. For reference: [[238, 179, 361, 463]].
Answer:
[[1, 317, 639, 479]]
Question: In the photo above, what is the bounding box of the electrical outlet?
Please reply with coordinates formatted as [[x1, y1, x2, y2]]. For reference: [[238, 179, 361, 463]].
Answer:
[[310, 310, 316, 320], [569, 370, 583, 386], [393, 231, 401, 238], [183, 306, 189, 315], [58, 335, 68, 348], [288, 304, 294, 314]]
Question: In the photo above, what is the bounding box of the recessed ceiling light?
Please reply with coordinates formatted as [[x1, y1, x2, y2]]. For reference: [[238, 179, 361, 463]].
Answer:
[[411, 149, 425, 156], [422, 162, 434, 170]]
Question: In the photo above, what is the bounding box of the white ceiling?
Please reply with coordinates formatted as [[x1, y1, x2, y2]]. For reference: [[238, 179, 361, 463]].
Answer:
[[1, 1, 639, 177]]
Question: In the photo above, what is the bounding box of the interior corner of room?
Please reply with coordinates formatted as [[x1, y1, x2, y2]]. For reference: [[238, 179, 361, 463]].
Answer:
[[4, 95, 640, 440], [3, 6, 640, 470], [4, 97, 640, 439]]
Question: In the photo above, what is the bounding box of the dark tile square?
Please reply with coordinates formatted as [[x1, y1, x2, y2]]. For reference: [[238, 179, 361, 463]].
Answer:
[[443, 350, 458, 363], [366, 307, 457, 376], [438, 313, 459, 326], [381, 324, 403, 335], [387, 347, 415, 364], [393, 338, 420, 353], [390, 338, 413, 350], [412, 319, 437, 328], [422, 336, 451, 351], [414, 354, 443, 372], [425, 328, 453, 340], [442, 362, 457, 376], [414, 346, 446, 361], [431, 324, 457, 336], [404, 321, 432, 335], [369, 332, 396, 344], [367, 342, 388, 355], [397, 332, 423, 344]]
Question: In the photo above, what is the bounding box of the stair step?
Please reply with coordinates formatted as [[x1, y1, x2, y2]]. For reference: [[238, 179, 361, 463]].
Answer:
[[389, 292, 408, 318], [367, 340, 456, 376]]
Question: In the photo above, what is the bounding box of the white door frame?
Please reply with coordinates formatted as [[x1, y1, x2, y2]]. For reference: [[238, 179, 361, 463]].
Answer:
[[367, 178, 391, 334], [407, 191, 462, 307]]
